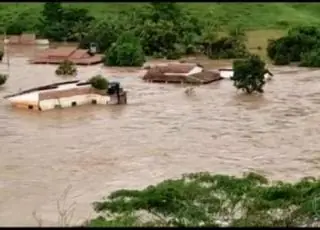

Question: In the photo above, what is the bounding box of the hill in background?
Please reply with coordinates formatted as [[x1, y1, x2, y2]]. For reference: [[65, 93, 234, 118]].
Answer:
[[0, 3, 319, 31]]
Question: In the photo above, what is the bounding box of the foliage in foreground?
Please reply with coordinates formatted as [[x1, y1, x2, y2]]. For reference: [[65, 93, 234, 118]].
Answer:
[[88, 75, 109, 90], [231, 54, 268, 94], [86, 172, 320, 227], [55, 60, 77, 76]]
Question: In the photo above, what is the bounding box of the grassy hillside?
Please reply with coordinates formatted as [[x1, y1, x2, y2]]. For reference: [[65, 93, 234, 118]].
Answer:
[[0, 3, 320, 30]]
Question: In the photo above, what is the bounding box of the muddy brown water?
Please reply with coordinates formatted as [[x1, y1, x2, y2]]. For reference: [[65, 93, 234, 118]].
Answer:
[[0, 45, 320, 226]]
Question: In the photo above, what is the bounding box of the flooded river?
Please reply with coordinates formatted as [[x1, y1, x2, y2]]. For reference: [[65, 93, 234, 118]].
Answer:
[[0, 45, 320, 226]]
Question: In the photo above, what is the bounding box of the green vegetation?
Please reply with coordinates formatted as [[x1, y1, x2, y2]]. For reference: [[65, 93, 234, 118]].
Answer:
[[2, 3, 320, 32], [88, 75, 109, 90], [231, 54, 268, 94], [55, 60, 77, 76], [267, 26, 320, 67], [200, 28, 249, 59], [3, 3, 320, 66], [104, 31, 145, 67], [0, 50, 4, 61], [86, 172, 320, 227], [0, 73, 7, 86]]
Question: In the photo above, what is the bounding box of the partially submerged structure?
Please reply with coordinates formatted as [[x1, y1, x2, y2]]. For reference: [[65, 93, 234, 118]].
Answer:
[[218, 68, 274, 81], [4, 80, 127, 111], [4, 33, 49, 45], [142, 63, 223, 84], [30, 47, 103, 65]]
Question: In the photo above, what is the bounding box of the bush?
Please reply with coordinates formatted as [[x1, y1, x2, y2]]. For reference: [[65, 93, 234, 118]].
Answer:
[[39, 3, 94, 42], [267, 26, 320, 66], [104, 31, 145, 67], [55, 60, 77, 76], [87, 172, 320, 227], [203, 36, 249, 59], [132, 3, 201, 58], [136, 19, 179, 58], [273, 52, 290, 65], [231, 54, 267, 94], [88, 75, 109, 90], [300, 49, 320, 67], [0, 73, 8, 86], [79, 17, 125, 53], [0, 50, 4, 61]]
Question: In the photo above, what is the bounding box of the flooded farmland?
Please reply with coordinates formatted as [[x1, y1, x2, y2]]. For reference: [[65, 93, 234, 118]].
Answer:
[[0, 45, 320, 226]]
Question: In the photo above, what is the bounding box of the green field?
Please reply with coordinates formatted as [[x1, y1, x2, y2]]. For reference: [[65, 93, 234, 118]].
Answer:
[[0, 3, 317, 61], [1, 3, 320, 30]]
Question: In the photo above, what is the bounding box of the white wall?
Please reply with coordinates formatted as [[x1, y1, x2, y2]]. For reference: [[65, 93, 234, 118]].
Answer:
[[39, 94, 111, 111]]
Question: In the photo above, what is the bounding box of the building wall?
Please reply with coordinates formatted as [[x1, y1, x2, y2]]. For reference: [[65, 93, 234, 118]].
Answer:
[[39, 94, 111, 111], [12, 102, 40, 111]]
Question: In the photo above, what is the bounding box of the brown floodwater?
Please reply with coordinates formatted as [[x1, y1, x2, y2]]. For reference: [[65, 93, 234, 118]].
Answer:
[[0, 45, 320, 226]]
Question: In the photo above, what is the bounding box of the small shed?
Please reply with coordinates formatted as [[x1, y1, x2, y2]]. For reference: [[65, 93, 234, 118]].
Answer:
[[30, 47, 103, 65], [142, 63, 222, 84]]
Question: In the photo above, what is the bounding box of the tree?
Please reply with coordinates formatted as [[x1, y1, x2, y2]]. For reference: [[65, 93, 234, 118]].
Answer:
[[266, 26, 320, 66], [300, 49, 320, 67], [55, 60, 77, 76], [87, 172, 320, 227], [38, 2, 64, 40], [0, 74, 7, 86], [136, 19, 179, 58], [38, 3, 94, 42], [148, 3, 182, 23], [104, 31, 145, 67], [133, 3, 201, 58], [231, 54, 268, 94], [42, 2, 64, 22], [62, 8, 94, 42], [88, 75, 109, 90], [79, 16, 126, 53]]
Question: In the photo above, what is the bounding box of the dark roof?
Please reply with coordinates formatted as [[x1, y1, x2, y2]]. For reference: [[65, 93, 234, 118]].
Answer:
[[30, 47, 103, 65], [142, 63, 222, 84]]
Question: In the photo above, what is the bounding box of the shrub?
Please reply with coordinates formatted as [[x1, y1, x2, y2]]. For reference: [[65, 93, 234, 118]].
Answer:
[[55, 60, 77, 76], [39, 3, 94, 42], [203, 36, 249, 59], [132, 3, 201, 58], [79, 18, 124, 53], [136, 19, 179, 58], [0, 50, 4, 61], [0, 73, 8, 86], [231, 54, 267, 94], [104, 31, 145, 67], [87, 172, 320, 227], [88, 75, 109, 90], [267, 26, 320, 66], [266, 39, 279, 61], [273, 53, 290, 65], [300, 49, 320, 67]]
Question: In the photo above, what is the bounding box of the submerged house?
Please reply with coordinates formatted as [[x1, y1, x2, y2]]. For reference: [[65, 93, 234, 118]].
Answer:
[[142, 63, 223, 84], [30, 47, 103, 65], [4, 80, 127, 111]]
